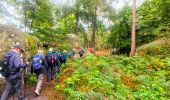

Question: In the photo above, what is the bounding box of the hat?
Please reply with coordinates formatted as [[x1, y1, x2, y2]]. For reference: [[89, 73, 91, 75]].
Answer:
[[48, 48, 53, 52], [12, 45, 24, 52], [13, 45, 21, 49]]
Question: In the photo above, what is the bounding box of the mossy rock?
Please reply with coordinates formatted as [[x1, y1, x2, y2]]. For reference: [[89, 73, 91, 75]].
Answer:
[[0, 25, 42, 59], [137, 37, 170, 56]]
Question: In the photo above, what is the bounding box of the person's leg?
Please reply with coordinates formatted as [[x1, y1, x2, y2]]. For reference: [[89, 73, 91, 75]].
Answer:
[[47, 64, 51, 82], [63, 59, 67, 64], [51, 64, 56, 80], [56, 61, 60, 74], [35, 74, 44, 96], [1, 79, 13, 100], [15, 79, 23, 100]]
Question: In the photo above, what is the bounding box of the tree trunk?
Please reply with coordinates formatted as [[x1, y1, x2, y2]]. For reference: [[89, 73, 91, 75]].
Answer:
[[75, 0, 79, 35], [130, 0, 136, 56], [90, 2, 97, 54]]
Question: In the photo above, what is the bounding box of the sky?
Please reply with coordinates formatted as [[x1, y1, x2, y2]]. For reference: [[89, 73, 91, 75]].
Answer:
[[0, 0, 143, 30]]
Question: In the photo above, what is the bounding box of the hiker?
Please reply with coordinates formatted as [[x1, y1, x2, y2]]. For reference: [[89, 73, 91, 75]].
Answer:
[[31, 50, 48, 96], [68, 49, 75, 59], [53, 50, 60, 75], [46, 48, 58, 82], [59, 50, 68, 66], [1, 45, 28, 100], [88, 48, 94, 54], [78, 47, 86, 57]]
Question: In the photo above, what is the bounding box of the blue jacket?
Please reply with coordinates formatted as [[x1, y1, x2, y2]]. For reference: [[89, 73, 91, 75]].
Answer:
[[5, 51, 26, 79], [69, 50, 75, 57]]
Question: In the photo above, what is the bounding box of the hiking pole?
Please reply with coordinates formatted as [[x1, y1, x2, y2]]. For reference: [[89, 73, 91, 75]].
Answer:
[[23, 58, 28, 100]]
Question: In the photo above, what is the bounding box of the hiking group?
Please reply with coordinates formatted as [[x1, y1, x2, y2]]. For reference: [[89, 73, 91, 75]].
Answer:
[[0, 45, 86, 100]]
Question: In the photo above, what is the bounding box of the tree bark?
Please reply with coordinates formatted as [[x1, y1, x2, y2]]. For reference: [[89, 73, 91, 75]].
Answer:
[[75, 0, 79, 35], [90, 1, 97, 54], [130, 0, 136, 56]]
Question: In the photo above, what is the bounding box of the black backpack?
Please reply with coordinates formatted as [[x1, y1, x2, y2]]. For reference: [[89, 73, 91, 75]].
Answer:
[[0, 57, 11, 77]]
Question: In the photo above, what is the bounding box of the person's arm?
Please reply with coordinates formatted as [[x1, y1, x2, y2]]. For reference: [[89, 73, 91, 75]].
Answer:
[[42, 56, 48, 70], [13, 55, 27, 68]]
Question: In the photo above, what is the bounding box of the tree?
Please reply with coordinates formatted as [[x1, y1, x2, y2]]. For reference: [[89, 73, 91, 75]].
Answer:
[[130, 0, 136, 56], [23, 0, 55, 42], [107, 5, 131, 54]]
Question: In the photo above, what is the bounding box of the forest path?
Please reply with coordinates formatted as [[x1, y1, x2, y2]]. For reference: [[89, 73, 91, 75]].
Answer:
[[8, 49, 110, 100]]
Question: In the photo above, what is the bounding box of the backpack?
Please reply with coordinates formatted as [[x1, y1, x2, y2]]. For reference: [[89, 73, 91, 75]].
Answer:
[[32, 55, 42, 70], [59, 53, 66, 62], [46, 53, 57, 64], [78, 49, 83, 54], [0, 56, 12, 77]]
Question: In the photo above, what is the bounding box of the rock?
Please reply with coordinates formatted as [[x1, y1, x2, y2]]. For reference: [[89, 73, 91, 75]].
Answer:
[[66, 33, 79, 48], [0, 24, 41, 59]]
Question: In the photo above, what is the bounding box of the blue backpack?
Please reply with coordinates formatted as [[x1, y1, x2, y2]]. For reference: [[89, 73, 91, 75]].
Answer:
[[32, 55, 42, 70]]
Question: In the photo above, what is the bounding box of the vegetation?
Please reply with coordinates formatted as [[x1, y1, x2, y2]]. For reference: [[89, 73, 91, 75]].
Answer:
[[56, 54, 170, 99], [0, 0, 170, 99]]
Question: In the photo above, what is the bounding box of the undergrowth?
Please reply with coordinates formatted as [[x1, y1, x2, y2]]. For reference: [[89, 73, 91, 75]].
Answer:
[[56, 54, 170, 100]]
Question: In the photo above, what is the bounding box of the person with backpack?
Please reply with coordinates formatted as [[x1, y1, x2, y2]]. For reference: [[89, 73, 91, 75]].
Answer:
[[31, 50, 48, 96], [59, 50, 68, 66], [53, 50, 60, 75], [78, 47, 86, 57], [68, 49, 75, 59], [0, 45, 28, 100], [46, 48, 58, 82]]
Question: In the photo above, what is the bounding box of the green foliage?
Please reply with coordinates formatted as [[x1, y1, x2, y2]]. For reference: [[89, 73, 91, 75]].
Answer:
[[26, 74, 37, 85], [107, 5, 131, 53], [24, 33, 40, 57], [57, 42, 73, 51], [23, 0, 56, 42], [56, 54, 170, 99]]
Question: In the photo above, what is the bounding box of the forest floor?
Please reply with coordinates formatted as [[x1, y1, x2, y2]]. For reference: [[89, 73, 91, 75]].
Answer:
[[95, 49, 111, 56]]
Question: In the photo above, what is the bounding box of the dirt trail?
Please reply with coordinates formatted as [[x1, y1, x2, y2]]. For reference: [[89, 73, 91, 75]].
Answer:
[[95, 49, 111, 56], [8, 63, 74, 100]]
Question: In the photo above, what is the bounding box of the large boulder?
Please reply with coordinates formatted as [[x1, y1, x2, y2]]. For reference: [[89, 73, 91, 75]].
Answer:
[[137, 37, 170, 56], [0, 24, 41, 59]]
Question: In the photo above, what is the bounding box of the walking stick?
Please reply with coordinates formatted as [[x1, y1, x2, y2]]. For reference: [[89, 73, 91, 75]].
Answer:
[[23, 58, 29, 100]]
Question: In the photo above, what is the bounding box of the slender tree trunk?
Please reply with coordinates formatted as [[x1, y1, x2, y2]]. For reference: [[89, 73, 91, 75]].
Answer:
[[90, 2, 97, 54], [130, 0, 136, 56], [75, 0, 79, 35]]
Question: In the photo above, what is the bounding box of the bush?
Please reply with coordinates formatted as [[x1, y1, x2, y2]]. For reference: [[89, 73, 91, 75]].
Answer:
[[55, 54, 170, 99]]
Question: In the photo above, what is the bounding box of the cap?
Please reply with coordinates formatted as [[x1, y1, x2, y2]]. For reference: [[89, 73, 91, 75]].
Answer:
[[12, 45, 24, 52], [13, 45, 20, 49]]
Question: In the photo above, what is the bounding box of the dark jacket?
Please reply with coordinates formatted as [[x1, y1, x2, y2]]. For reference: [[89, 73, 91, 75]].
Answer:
[[46, 52, 60, 65], [5, 50, 26, 80]]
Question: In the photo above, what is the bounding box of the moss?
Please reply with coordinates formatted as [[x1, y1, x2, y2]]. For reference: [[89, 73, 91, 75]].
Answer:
[[24, 33, 41, 57], [137, 37, 170, 57]]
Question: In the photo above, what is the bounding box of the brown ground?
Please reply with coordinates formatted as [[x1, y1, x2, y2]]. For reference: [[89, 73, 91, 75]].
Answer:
[[95, 49, 111, 56]]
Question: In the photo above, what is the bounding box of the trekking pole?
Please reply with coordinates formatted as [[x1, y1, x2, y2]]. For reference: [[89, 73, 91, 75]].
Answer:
[[23, 58, 28, 100]]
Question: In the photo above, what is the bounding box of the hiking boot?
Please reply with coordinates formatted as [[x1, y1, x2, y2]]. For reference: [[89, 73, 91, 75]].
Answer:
[[35, 90, 40, 96]]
